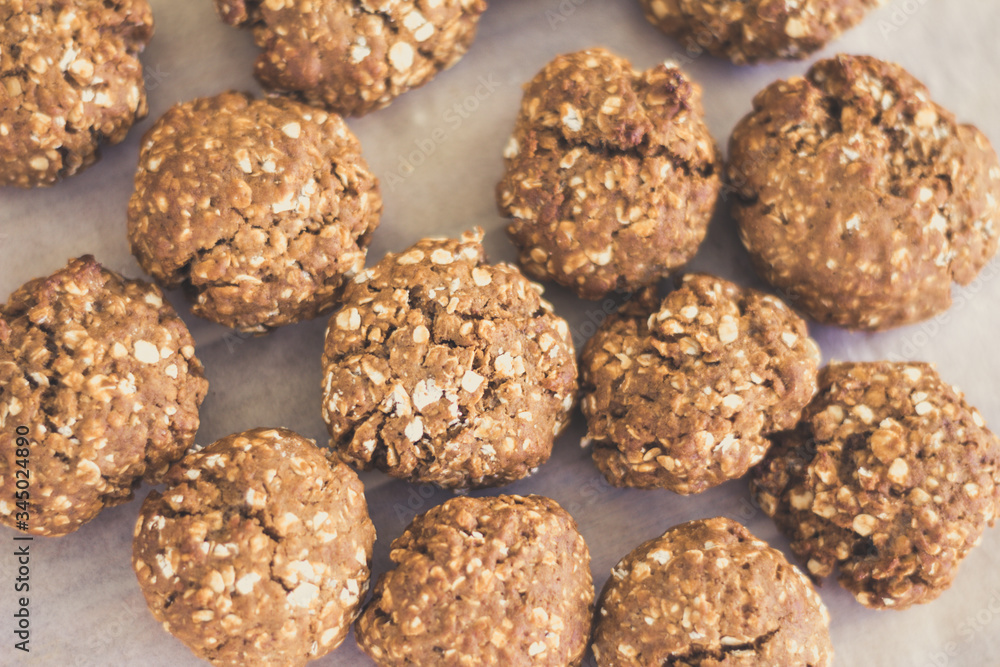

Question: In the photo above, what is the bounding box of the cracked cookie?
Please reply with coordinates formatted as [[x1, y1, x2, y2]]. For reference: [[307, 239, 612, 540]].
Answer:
[[356, 494, 593, 667], [727, 54, 1000, 330], [497, 48, 721, 300], [215, 0, 487, 117], [0, 256, 207, 537], [127, 91, 382, 333], [321, 230, 577, 489], [638, 0, 878, 65], [751, 361, 1000, 610], [1, 0, 153, 187], [580, 274, 819, 494], [592, 517, 832, 666], [132, 427, 376, 666]]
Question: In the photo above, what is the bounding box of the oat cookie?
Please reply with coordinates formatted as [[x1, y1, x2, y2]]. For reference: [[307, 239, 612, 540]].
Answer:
[[592, 517, 832, 666], [128, 91, 381, 333], [498, 48, 721, 300], [727, 54, 1000, 330], [0, 256, 207, 537], [751, 361, 1000, 609], [322, 231, 577, 489], [356, 494, 593, 667], [215, 0, 487, 117], [132, 427, 376, 666], [639, 0, 878, 65], [581, 274, 819, 494], [0, 0, 153, 187]]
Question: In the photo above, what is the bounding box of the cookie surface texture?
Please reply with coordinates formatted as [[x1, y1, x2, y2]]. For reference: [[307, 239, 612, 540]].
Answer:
[[498, 48, 721, 300], [638, 0, 878, 64], [356, 493, 593, 667], [128, 91, 382, 333], [215, 0, 487, 116], [727, 54, 1000, 330], [581, 274, 819, 494], [0, 256, 207, 536], [322, 230, 578, 488], [751, 361, 1000, 609], [592, 516, 833, 666], [1, 0, 153, 187], [132, 427, 376, 665]]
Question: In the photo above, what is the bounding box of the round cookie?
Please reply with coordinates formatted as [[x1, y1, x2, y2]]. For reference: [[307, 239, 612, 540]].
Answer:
[[727, 54, 1000, 330], [215, 0, 487, 117], [1, 0, 153, 187], [638, 0, 878, 65], [128, 91, 382, 333], [592, 517, 832, 666], [132, 427, 376, 666], [581, 274, 819, 494], [751, 361, 1000, 610], [322, 231, 577, 489], [0, 256, 207, 537], [497, 48, 721, 300], [356, 494, 593, 667]]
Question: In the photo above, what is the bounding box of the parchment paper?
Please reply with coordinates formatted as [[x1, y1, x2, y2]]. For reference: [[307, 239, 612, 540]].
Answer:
[[2, 0, 1000, 664]]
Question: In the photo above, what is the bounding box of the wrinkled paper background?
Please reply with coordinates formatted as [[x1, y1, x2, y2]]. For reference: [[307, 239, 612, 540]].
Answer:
[[2, 0, 999, 664]]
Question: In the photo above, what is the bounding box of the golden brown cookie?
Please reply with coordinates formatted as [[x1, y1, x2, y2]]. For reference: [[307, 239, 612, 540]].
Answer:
[[593, 517, 833, 666], [0, 0, 153, 187], [639, 0, 878, 65], [751, 361, 1000, 610], [215, 0, 487, 116], [128, 91, 381, 333], [0, 256, 207, 536], [727, 55, 1000, 330], [356, 494, 593, 667], [132, 427, 376, 666], [321, 231, 578, 489], [498, 48, 721, 300], [581, 274, 819, 494]]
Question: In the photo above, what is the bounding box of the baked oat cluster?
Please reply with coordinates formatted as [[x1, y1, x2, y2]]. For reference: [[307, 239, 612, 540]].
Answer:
[[592, 517, 833, 666], [638, 0, 878, 65], [356, 494, 594, 667], [321, 231, 578, 489], [0, 0, 154, 187], [751, 362, 1000, 610], [727, 54, 1000, 330], [0, 256, 207, 536], [498, 48, 721, 300], [215, 0, 487, 116], [128, 91, 382, 333], [132, 427, 376, 666], [581, 274, 820, 494]]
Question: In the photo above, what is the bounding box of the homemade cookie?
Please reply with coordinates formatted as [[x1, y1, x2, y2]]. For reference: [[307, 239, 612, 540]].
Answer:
[[1, 0, 153, 187], [0, 256, 207, 537], [215, 0, 487, 116], [581, 274, 819, 494], [727, 54, 1000, 330], [322, 231, 577, 489], [592, 517, 832, 666], [751, 362, 1000, 610], [498, 48, 721, 300], [639, 0, 878, 65], [356, 494, 593, 667], [132, 427, 376, 666], [128, 91, 381, 333]]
